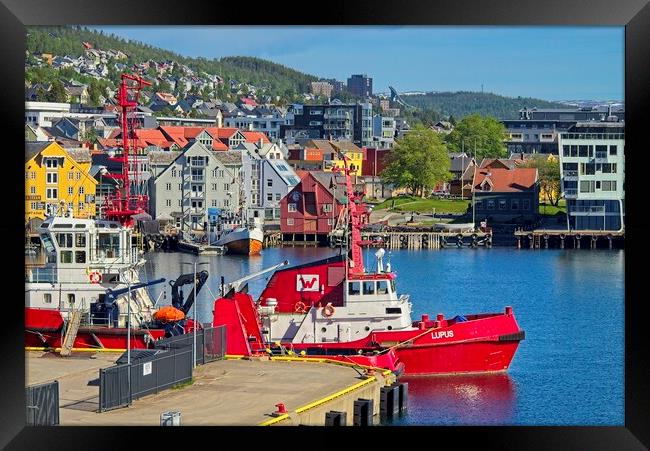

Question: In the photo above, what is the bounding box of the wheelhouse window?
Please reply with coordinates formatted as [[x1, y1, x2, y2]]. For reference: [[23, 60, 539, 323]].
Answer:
[[56, 233, 73, 248], [75, 233, 86, 247], [362, 281, 375, 295], [377, 280, 389, 294], [60, 250, 73, 263], [348, 281, 360, 296], [75, 251, 86, 263], [43, 293, 52, 304], [98, 233, 120, 258]]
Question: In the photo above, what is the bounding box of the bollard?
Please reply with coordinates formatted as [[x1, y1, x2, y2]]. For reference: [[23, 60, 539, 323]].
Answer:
[[272, 403, 287, 417], [325, 410, 347, 426], [160, 411, 181, 426], [353, 398, 374, 426]]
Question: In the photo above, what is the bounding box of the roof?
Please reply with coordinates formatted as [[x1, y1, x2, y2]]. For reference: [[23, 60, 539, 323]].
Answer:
[[212, 150, 242, 166], [306, 171, 348, 204], [473, 167, 538, 193], [479, 158, 522, 170], [64, 148, 92, 164], [148, 150, 182, 165], [450, 154, 474, 173], [242, 131, 270, 144], [25, 142, 52, 163]]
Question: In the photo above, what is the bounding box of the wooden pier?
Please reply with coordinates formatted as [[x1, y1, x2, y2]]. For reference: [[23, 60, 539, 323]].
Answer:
[[360, 231, 492, 250], [513, 229, 625, 249]]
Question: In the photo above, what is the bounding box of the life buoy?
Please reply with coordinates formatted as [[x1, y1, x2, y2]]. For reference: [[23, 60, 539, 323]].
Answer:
[[89, 271, 102, 284], [294, 301, 307, 314], [322, 303, 335, 317]]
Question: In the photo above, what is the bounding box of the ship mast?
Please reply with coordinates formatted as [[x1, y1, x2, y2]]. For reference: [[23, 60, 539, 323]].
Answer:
[[104, 73, 152, 228], [335, 154, 365, 275]]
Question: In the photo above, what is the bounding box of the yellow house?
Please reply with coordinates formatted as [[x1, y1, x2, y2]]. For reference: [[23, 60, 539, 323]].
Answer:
[[309, 139, 364, 176], [25, 142, 97, 223]]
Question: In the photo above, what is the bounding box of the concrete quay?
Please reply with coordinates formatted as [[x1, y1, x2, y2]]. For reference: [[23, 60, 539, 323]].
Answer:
[[26, 351, 393, 426]]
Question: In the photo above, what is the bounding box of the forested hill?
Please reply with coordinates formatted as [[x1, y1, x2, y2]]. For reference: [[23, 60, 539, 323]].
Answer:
[[25, 26, 319, 96], [402, 91, 567, 120]]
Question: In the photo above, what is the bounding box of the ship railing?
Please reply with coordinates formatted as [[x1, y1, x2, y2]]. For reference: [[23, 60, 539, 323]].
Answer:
[[25, 267, 57, 283]]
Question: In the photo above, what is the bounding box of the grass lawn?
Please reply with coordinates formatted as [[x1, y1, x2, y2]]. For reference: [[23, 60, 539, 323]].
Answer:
[[374, 196, 470, 214], [539, 199, 566, 216]]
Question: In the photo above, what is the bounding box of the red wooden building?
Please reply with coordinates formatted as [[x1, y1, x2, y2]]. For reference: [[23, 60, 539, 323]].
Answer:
[[280, 171, 348, 245]]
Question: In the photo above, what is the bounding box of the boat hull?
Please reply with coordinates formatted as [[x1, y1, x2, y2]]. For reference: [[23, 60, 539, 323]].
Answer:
[[226, 238, 263, 256], [287, 312, 524, 375]]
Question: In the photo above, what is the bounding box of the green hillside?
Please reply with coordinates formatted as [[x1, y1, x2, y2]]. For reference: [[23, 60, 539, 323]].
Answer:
[[402, 91, 566, 120], [25, 26, 319, 99]]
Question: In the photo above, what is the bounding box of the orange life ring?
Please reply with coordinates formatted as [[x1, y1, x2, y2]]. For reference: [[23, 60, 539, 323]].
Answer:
[[294, 301, 307, 313], [322, 303, 335, 317], [89, 271, 102, 284]]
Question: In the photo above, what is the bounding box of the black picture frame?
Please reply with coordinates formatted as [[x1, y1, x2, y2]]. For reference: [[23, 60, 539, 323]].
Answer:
[[2, 0, 648, 448]]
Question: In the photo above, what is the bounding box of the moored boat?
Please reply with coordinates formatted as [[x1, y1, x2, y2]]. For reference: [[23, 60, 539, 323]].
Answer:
[[211, 155, 525, 375]]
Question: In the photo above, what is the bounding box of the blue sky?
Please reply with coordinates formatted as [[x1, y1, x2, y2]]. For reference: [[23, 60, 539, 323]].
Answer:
[[94, 26, 624, 101]]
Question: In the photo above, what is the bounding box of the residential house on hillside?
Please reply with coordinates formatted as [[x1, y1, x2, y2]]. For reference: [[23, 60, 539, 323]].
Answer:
[[148, 142, 242, 230], [64, 82, 89, 104], [25, 124, 53, 142], [25, 142, 97, 222], [307, 139, 364, 176], [472, 166, 539, 224]]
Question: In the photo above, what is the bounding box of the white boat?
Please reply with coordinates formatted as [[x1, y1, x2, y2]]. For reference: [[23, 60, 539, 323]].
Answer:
[[212, 217, 264, 255]]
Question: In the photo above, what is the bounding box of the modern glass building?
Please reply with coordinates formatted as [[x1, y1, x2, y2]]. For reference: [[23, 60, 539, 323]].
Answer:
[[558, 121, 625, 231]]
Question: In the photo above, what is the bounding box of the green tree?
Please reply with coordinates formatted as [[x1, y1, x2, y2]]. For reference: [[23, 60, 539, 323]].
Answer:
[[445, 113, 508, 160], [522, 155, 561, 206], [46, 80, 68, 102], [80, 128, 98, 146], [448, 114, 457, 126], [381, 124, 452, 197]]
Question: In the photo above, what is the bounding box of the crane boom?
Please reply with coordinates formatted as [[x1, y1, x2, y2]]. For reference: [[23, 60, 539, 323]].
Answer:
[[222, 260, 289, 295]]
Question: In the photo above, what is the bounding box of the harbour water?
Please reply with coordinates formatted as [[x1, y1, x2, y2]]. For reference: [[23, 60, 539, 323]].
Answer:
[[140, 247, 624, 426]]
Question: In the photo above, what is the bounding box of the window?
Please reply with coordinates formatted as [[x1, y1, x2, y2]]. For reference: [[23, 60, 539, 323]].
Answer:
[[60, 250, 73, 263], [602, 181, 617, 191], [79, 186, 84, 195], [323, 203, 332, 212], [56, 233, 74, 248], [46, 172, 58, 184], [487, 200, 495, 210], [363, 281, 375, 295], [212, 199, 218, 207], [578, 145, 589, 157], [588, 145, 593, 158], [511, 199, 519, 210], [562, 145, 570, 157], [67, 293, 75, 304], [288, 203, 297, 212], [166, 183, 172, 191], [327, 218, 334, 225], [166, 199, 171, 207], [78, 202, 84, 211], [522, 199, 530, 210], [267, 179, 273, 187], [386, 308, 402, 314], [275, 193, 281, 201], [171, 168, 177, 177], [179, 183, 183, 190], [580, 181, 595, 193], [68, 172, 74, 180], [75, 234, 86, 247], [45, 158, 58, 168], [267, 193, 273, 201], [43, 293, 52, 304], [499, 200, 507, 210], [211, 184, 218, 191], [76, 172, 81, 180], [596, 181, 601, 190], [68, 186, 73, 195], [286, 218, 294, 225], [30, 186, 36, 194], [581, 163, 596, 175], [609, 145, 617, 156], [377, 280, 388, 295], [178, 199, 182, 206], [30, 202, 38, 210], [223, 199, 230, 207], [348, 281, 360, 295], [223, 183, 230, 191], [75, 250, 86, 263]]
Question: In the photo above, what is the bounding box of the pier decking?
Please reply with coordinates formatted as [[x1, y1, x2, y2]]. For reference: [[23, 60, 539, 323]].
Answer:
[[513, 229, 625, 249], [26, 351, 393, 426]]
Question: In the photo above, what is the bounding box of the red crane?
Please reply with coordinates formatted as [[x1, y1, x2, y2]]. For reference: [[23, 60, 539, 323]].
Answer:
[[103, 73, 152, 227]]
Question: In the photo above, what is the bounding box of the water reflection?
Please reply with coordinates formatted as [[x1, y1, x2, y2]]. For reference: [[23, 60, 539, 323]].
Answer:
[[392, 373, 516, 425]]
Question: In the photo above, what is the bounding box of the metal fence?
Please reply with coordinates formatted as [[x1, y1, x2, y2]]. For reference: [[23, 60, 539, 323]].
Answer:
[[26, 380, 59, 425], [99, 326, 226, 412], [153, 326, 226, 365]]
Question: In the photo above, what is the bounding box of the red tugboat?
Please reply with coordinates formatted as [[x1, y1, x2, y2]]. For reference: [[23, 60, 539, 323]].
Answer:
[[212, 156, 525, 375]]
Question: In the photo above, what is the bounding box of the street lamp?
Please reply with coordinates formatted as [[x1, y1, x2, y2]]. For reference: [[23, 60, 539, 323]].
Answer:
[[181, 259, 209, 368]]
